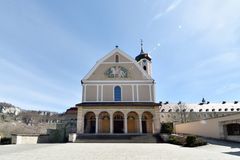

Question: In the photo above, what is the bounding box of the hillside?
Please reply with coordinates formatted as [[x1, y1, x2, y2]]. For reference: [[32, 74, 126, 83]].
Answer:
[[0, 102, 66, 137]]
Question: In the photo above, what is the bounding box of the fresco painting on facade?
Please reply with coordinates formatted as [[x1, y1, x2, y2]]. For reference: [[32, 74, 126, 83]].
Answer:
[[105, 66, 128, 78]]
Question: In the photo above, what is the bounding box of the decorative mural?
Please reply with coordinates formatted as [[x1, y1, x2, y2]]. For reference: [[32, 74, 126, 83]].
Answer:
[[105, 66, 128, 78]]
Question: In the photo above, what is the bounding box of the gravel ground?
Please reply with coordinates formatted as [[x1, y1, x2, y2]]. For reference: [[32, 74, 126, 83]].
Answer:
[[0, 141, 239, 160]]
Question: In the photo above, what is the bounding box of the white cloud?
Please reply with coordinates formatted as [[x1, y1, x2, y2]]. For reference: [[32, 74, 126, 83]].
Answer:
[[165, 0, 182, 13], [152, 13, 163, 21], [180, 0, 240, 45], [149, 42, 161, 54], [0, 84, 66, 106], [0, 58, 76, 95], [164, 51, 240, 91], [216, 83, 240, 95], [152, 0, 182, 21], [0, 58, 80, 111], [196, 52, 240, 70], [192, 51, 240, 78]]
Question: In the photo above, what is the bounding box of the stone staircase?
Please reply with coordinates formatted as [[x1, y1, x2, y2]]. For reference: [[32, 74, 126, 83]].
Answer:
[[75, 134, 162, 143]]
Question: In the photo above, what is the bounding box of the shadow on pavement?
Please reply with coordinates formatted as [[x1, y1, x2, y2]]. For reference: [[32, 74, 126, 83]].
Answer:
[[224, 151, 240, 157], [204, 138, 240, 149]]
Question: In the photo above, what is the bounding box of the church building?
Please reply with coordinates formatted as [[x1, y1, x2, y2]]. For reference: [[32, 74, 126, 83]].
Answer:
[[76, 45, 160, 135]]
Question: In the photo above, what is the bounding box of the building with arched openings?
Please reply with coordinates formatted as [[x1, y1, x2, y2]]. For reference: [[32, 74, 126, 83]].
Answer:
[[76, 46, 160, 135]]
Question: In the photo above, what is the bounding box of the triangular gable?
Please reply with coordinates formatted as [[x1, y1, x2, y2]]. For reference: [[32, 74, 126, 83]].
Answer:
[[82, 48, 152, 81]]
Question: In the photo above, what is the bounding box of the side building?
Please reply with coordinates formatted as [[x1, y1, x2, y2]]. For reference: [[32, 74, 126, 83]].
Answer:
[[159, 101, 240, 123]]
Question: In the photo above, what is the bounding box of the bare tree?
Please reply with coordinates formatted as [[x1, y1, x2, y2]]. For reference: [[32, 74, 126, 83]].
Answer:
[[174, 102, 188, 123]]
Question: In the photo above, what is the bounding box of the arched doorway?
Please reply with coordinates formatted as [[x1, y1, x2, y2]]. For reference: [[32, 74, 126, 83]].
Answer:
[[84, 112, 96, 133], [113, 111, 124, 133], [127, 112, 139, 133], [142, 112, 153, 133], [99, 112, 110, 133]]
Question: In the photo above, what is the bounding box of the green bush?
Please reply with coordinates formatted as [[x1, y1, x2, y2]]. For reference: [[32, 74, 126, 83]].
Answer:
[[185, 135, 197, 147], [193, 138, 207, 146], [168, 135, 185, 145], [0, 137, 12, 145], [184, 135, 207, 147], [167, 135, 207, 147], [160, 123, 173, 134]]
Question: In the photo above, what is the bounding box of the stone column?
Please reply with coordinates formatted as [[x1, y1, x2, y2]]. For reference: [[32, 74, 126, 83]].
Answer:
[[95, 116, 99, 134], [77, 106, 84, 134], [124, 115, 128, 134], [139, 117, 143, 134], [110, 114, 113, 134]]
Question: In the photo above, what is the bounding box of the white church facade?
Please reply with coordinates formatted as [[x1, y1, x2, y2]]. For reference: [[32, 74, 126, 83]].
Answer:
[[76, 46, 160, 134]]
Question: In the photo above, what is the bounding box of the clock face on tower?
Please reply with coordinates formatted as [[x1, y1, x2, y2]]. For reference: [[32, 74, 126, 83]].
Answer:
[[143, 59, 147, 65], [105, 66, 128, 78]]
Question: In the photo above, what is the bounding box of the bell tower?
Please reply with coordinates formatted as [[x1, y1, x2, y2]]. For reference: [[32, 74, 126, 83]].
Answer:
[[135, 40, 152, 76]]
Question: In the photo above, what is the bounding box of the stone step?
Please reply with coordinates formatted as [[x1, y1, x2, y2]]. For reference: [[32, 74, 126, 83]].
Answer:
[[75, 134, 161, 143]]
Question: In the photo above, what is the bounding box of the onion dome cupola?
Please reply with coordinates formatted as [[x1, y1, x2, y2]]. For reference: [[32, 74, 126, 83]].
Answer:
[[135, 40, 152, 76]]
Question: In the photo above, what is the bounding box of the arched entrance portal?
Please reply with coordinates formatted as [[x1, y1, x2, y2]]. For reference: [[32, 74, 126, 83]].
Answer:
[[127, 112, 139, 133], [113, 111, 124, 133], [142, 112, 153, 133], [84, 112, 96, 133], [98, 112, 110, 133]]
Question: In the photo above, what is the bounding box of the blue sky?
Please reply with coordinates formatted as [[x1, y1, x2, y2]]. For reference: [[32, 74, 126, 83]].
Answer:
[[0, 0, 240, 112]]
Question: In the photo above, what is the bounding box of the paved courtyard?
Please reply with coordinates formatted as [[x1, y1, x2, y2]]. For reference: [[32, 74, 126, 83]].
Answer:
[[0, 140, 239, 160]]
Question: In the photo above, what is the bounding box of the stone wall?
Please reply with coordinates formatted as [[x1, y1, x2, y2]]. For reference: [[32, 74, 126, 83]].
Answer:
[[0, 122, 57, 137], [11, 126, 66, 144], [175, 113, 240, 142], [12, 134, 39, 144]]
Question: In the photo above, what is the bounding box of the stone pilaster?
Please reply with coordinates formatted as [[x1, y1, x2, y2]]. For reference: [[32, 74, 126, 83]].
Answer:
[[124, 114, 128, 133], [139, 117, 143, 134], [77, 106, 84, 134], [153, 106, 161, 134], [96, 116, 99, 134], [110, 114, 113, 134]]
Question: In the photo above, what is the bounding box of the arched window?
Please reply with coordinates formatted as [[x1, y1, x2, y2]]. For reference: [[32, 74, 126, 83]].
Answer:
[[115, 55, 119, 62], [114, 86, 121, 101], [143, 66, 147, 71]]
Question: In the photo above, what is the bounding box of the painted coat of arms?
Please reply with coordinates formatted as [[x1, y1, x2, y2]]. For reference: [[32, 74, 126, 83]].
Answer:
[[105, 66, 128, 78]]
